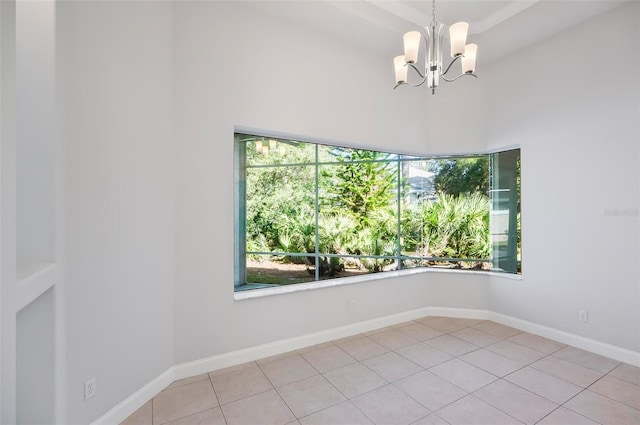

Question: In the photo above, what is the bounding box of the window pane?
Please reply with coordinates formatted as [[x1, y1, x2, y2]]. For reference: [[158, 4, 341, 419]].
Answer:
[[246, 254, 316, 286], [318, 149, 399, 273], [490, 149, 520, 273], [401, 156, 491, 269]]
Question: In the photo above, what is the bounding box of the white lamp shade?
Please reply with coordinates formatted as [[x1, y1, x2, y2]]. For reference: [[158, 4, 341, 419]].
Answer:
[[255, 140, 263, 152], [403, 31, 421, 64], [269, 139, 276, 149], [449, 22, 468, 57], [394, 55, 407, 83], [461, 43, 477, 73]]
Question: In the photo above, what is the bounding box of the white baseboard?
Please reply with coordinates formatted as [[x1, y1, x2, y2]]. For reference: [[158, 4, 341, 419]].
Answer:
[[174, 306, 433, 380], [427, 307, 489, 320], [93, 306, 640, 425], [489, 312, 640, 367], [92, 367, 174, 425]]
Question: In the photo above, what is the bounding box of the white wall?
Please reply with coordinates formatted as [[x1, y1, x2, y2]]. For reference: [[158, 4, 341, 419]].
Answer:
[[172, 1, 489, 365], [39, 1, 640, 423], [57, 2, 175, 423], [484, 2, 639, 351]]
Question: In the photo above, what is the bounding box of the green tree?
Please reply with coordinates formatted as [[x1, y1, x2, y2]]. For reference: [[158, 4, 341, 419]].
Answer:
[[321, 149, 397, 227], [434, 157, 489, 196]]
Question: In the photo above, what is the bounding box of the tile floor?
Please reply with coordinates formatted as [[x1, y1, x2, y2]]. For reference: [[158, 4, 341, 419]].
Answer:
[[121, 317, 640, 425]]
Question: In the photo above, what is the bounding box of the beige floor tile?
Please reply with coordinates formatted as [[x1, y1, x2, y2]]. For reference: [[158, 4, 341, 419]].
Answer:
[[323, 363, 387, 398], [364, 325, 397, 336], [331, 334, 366, 345], [337, 336, 389, 361], [395, 323, 443, 341], [530, 356, 603, 387], [474, 380, 558, 425], [536, 407, 599, 425], [153, 379, 218, 425], [485, 340, 546, 364], [209, 361, 257, 378], [473, 321, 522, 339], [553, 346, 620, 373], [459, 349, 525, 377], [210, 363, 272, 404], [410, 413, 449, 425], [395, 370, 467, 411], [296, 341, 334, 354], [300, 345, 356, 373], [277, 375, 346, 418], [221, 389, 295, 425], [396, 343, 453, 369], [418, 316, 478, 333], [368, 329, 417, 350], [164, 407, 226, 425], [352, 385, 430, 425], [257, 350, 300, 365], [564, 390, 640, 425], [278, 375, 346, 418], [436, 395, 523, 425], [425, 335, 479, 357], [451, 327, 503, 347], [164, 374, 210, 391], [504, 366, 582, 404], [363, 351, 423, 382], [507, 333, 565, 355], [120, 400, 152, 425], [299, 401, 374, 425], [588, 375, 640, 409], [608, 362, 640, 385], [429, 359, 497, 392], [260, 354, 318, 387]]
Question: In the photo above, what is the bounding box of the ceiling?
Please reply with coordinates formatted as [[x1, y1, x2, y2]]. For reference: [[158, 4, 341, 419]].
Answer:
[[242, 0, 627, 64]]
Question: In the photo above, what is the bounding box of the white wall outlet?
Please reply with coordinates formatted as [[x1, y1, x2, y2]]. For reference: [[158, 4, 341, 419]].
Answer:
[[578, 309, 588, 322], [84, 377, 97, 400], [348, 300, 356, 311]]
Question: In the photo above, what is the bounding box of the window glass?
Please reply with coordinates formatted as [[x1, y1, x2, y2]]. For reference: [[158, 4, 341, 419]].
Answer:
[[235, 133, 520, 291]]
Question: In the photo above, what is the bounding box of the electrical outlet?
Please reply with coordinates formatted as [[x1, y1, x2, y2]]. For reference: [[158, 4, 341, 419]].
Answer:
[[578, 309, 588, 322], [348, 300, 356, 311], [84, 377, 96, 400]]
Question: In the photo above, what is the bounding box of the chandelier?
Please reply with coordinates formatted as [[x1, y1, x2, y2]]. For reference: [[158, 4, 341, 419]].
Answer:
[[393, 0, 478, 94]]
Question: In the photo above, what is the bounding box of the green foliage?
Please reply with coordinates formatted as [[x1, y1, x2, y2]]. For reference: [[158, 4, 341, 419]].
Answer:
[[434, 157, 489, 196], [321, 150, 397, 227], [419, 193, 490, 261], [244, 140, 492, 280]]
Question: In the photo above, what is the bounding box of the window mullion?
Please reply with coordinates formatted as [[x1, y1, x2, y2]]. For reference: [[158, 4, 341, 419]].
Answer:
[[314, 143, 320, 281]]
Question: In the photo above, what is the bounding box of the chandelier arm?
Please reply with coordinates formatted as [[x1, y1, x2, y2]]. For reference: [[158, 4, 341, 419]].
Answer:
[[441, 72, 478, 83], [407, 62, 426, 79], [394, 78, 428, 89], [441, 55, 462, 77]]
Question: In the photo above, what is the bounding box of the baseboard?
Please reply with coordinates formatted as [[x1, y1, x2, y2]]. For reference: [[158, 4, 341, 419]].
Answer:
[[427, 307, 489, 320], [92, 306, 640, 424], [92, 367, 174, 425], [489, 312, 640, 367], [173, 306, 433, 380]]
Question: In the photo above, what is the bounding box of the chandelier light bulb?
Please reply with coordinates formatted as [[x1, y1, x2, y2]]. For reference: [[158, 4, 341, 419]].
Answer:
[[461, 44, 478, 74], [449, 22, 469, 57], [394, 55, 408, 84], [403, 31, 421, 64]]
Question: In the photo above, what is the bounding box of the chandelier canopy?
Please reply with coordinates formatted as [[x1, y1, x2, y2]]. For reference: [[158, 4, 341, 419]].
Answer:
[[394, 0, 478, 94]]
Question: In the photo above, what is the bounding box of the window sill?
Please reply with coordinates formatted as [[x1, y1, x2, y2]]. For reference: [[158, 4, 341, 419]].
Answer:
[[234, 267, 521, 301]]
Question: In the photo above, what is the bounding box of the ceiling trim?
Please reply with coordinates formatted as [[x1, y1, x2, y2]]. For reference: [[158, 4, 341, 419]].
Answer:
[[367, 0, 541, 35]]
